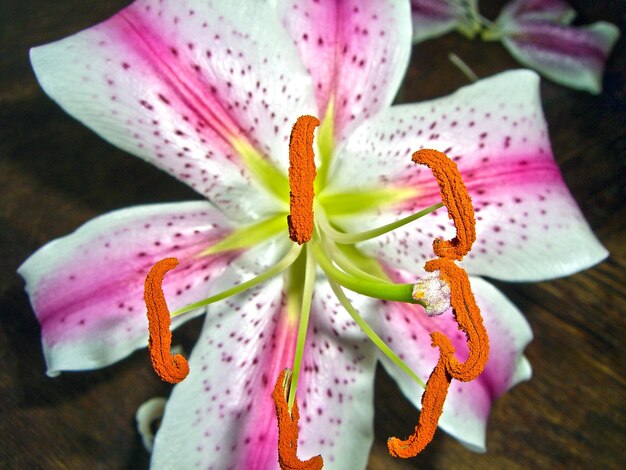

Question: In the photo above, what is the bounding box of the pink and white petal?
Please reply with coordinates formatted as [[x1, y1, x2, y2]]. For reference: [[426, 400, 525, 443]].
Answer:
[[410, 0, 468, 43], [329, 70, 608, 281], [151, 276, 377, 469], [18, 201, 254, 377], [151, 276, 289, 470], [278, 0, 411, 142], [375, 271, 532, 451], [496, 0, 576, 25], [500, 21, 620, 94], [30, 0, 317, 220]]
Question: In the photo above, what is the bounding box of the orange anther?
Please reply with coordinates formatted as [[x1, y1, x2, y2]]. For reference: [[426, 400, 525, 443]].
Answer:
[[144, 257, 189, 384], [288, 115, 320, 244], [412, 149, 476, 260], [388, 149, 488, 458], [387, 353, 452, 457], [273, 369, 324, 469]]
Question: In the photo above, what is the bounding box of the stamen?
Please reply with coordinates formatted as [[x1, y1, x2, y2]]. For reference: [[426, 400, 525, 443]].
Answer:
[[387, 353, 451, 457], [144, 258, 189, 384], [273, 368, 324, 470], [387, 149, 489, 458], [288, 115, 320, 244], [412, 149, 476, 260]]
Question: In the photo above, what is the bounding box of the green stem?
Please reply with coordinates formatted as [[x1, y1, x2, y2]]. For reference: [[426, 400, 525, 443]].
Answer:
[[171, 243, 302, 317], [287, 245, 317, 411], [329, 280, 425, 389]]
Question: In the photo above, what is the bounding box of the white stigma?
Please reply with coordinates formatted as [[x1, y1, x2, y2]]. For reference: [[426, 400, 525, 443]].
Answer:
[[412, 272, 451, 317]]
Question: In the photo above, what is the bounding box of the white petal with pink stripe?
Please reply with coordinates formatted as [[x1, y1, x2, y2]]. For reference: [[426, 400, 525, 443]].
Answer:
[[18, 201, 286, 376], [329, 71, 607, 281], [278, 0, 411, 142], [30, 0, 318, 220]]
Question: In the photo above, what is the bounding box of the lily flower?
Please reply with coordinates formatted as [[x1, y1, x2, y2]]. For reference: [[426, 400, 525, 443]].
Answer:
[[410, 0, 619, 93], [19, 0, 607, 468]]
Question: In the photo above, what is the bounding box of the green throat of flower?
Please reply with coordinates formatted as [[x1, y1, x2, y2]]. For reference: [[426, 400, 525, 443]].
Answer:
[[171, 111, 449, 409]]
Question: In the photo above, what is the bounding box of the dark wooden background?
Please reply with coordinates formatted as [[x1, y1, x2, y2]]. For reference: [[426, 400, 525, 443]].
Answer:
[[1, 1, 624, 469]]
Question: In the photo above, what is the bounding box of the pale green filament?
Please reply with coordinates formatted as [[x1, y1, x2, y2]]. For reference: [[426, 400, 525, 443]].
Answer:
[[287, 244, 317, 411], [171, 243, 301, 317], [328, 280, 426, 390], [317, 201, 444, 244]]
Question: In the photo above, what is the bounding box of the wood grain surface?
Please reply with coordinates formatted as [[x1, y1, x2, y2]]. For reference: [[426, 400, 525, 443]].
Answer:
[[1, 1, 624, 469]]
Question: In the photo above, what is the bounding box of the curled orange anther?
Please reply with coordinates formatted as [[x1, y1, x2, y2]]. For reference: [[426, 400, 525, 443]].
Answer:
[[273, 368, 324, 469], [288, 115, 320, 244], [412, 149, 476, 260], [144, 257, 189, 384], [388, 149, 488, 458], [388, 353, 452, 458]]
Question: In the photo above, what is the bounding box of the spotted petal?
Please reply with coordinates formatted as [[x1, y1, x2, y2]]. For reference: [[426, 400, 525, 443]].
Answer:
[[16, 201, 281, 377], [329, 70, 608, 281], [30, 0, 318, 221], [151, 278, 377, 469], [375, 271, 532, 451], [278, 0, 411, 142]]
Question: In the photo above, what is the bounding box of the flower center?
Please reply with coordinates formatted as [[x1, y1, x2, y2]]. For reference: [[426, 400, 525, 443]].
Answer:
[[143, 116, 490, 464]]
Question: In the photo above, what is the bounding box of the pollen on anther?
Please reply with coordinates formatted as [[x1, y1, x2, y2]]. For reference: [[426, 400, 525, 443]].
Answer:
[[287, 115, 320, 244]]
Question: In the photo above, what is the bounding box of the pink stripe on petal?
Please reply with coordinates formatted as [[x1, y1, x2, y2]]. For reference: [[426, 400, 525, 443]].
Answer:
[[17, 202, 249, 376], [280, 0, 411, 142], [332, 71, 607, 281], [151, 277, 378, 469]]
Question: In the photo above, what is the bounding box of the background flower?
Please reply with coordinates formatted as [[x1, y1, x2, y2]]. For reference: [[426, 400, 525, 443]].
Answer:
[[410, 0, 620, 93], [1, 0, 624, 469]]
